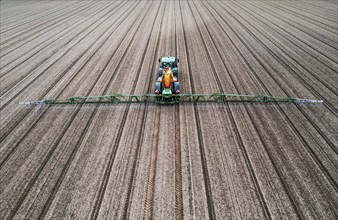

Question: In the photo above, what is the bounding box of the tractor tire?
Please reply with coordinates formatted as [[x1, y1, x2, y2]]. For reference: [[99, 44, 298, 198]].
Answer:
[[155, 82, 162, 94], [173, 82, 180, 94]]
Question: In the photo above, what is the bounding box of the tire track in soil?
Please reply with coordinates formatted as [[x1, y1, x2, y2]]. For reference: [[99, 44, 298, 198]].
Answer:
[[215, 0, 338, 190], [140, 2, 183, 216], [102, 2, 172, 218], [175, 1, 198, 219], [227, 1, 338, 161], [174, 103, 183, 220], [151, 2, 179, 217], [139, 3, 168, 219], [109, 2, 165, 219], [189, 1, 271, 219], [3, 2, 143, 219], [219, 1, 338, 116], [37, 1, 150, 216], [204, 1, 338, 214], [179, 1, 215, 219], [143, 107, 161, 220], [68, 2, 157, 219], [0, 0, 127, 144], [173, 5, 183, 218]]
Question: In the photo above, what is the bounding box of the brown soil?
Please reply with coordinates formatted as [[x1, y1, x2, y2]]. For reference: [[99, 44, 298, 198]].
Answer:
[[0, 1, 337, 219]]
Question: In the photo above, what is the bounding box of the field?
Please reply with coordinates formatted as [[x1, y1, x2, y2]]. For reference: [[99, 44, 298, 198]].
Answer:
[[0, 0, 337, 219]]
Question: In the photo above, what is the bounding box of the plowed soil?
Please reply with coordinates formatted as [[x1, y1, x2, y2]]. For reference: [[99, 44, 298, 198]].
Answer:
[[1, 1, 337, 219]]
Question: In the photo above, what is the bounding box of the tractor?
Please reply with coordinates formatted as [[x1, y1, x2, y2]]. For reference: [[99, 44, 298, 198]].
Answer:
[[154, 57, 180, 100]]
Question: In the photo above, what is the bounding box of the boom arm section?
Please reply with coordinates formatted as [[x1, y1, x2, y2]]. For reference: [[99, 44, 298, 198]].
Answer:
[[19, 93, 323, 105]]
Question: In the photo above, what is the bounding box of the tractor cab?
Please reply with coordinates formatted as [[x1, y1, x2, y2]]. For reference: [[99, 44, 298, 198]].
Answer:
[[158, 56, 179, 78], [159, 57, 178, 68]]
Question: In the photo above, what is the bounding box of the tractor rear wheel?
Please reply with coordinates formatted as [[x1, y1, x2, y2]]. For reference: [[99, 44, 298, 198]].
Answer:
[[155, 82, 162, 94]]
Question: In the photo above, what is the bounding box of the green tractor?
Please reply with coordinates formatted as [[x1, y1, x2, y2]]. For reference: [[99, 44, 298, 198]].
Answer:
[[154, 57, 180, 102]]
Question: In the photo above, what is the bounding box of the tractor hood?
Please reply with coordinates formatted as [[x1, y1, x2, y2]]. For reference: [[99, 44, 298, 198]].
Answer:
[[162, 88, 172, 98]]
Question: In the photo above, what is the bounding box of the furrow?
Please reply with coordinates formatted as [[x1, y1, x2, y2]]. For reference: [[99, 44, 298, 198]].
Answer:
[[218, 0, 338, 183], [1, 3, 143, 218], [0, 1, 102, 60], [0, 1, 77, 35], [1, 1, 90, 44], [0, 1, 62, 27], [266, 1, 337, 32], [179, 1, 215, 219], [288, 1, 337, 21], [219, 1, 338, 115], [249, 1, 338, 51], [0, 3, 107, 84], [0, 0, 126, 146], [35, 2, 148, 218], [228, 1, 338, 153], [114, 3, 164, 219], [224, 0, 338, 187], [306, 1, 338, 12], [174, 103, 184, 220], [129, 22, 166, 220], [232, 1, 337, 77], [173, 5, 183, 219], [0, 1, 122, 104], [202, 1, 304, 217], [142, 107, 161, 220], [189, 1, 271, 219], [85, 2, 158, 219], [203, 0, 338, 218], [0, 0, 135, 182]]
